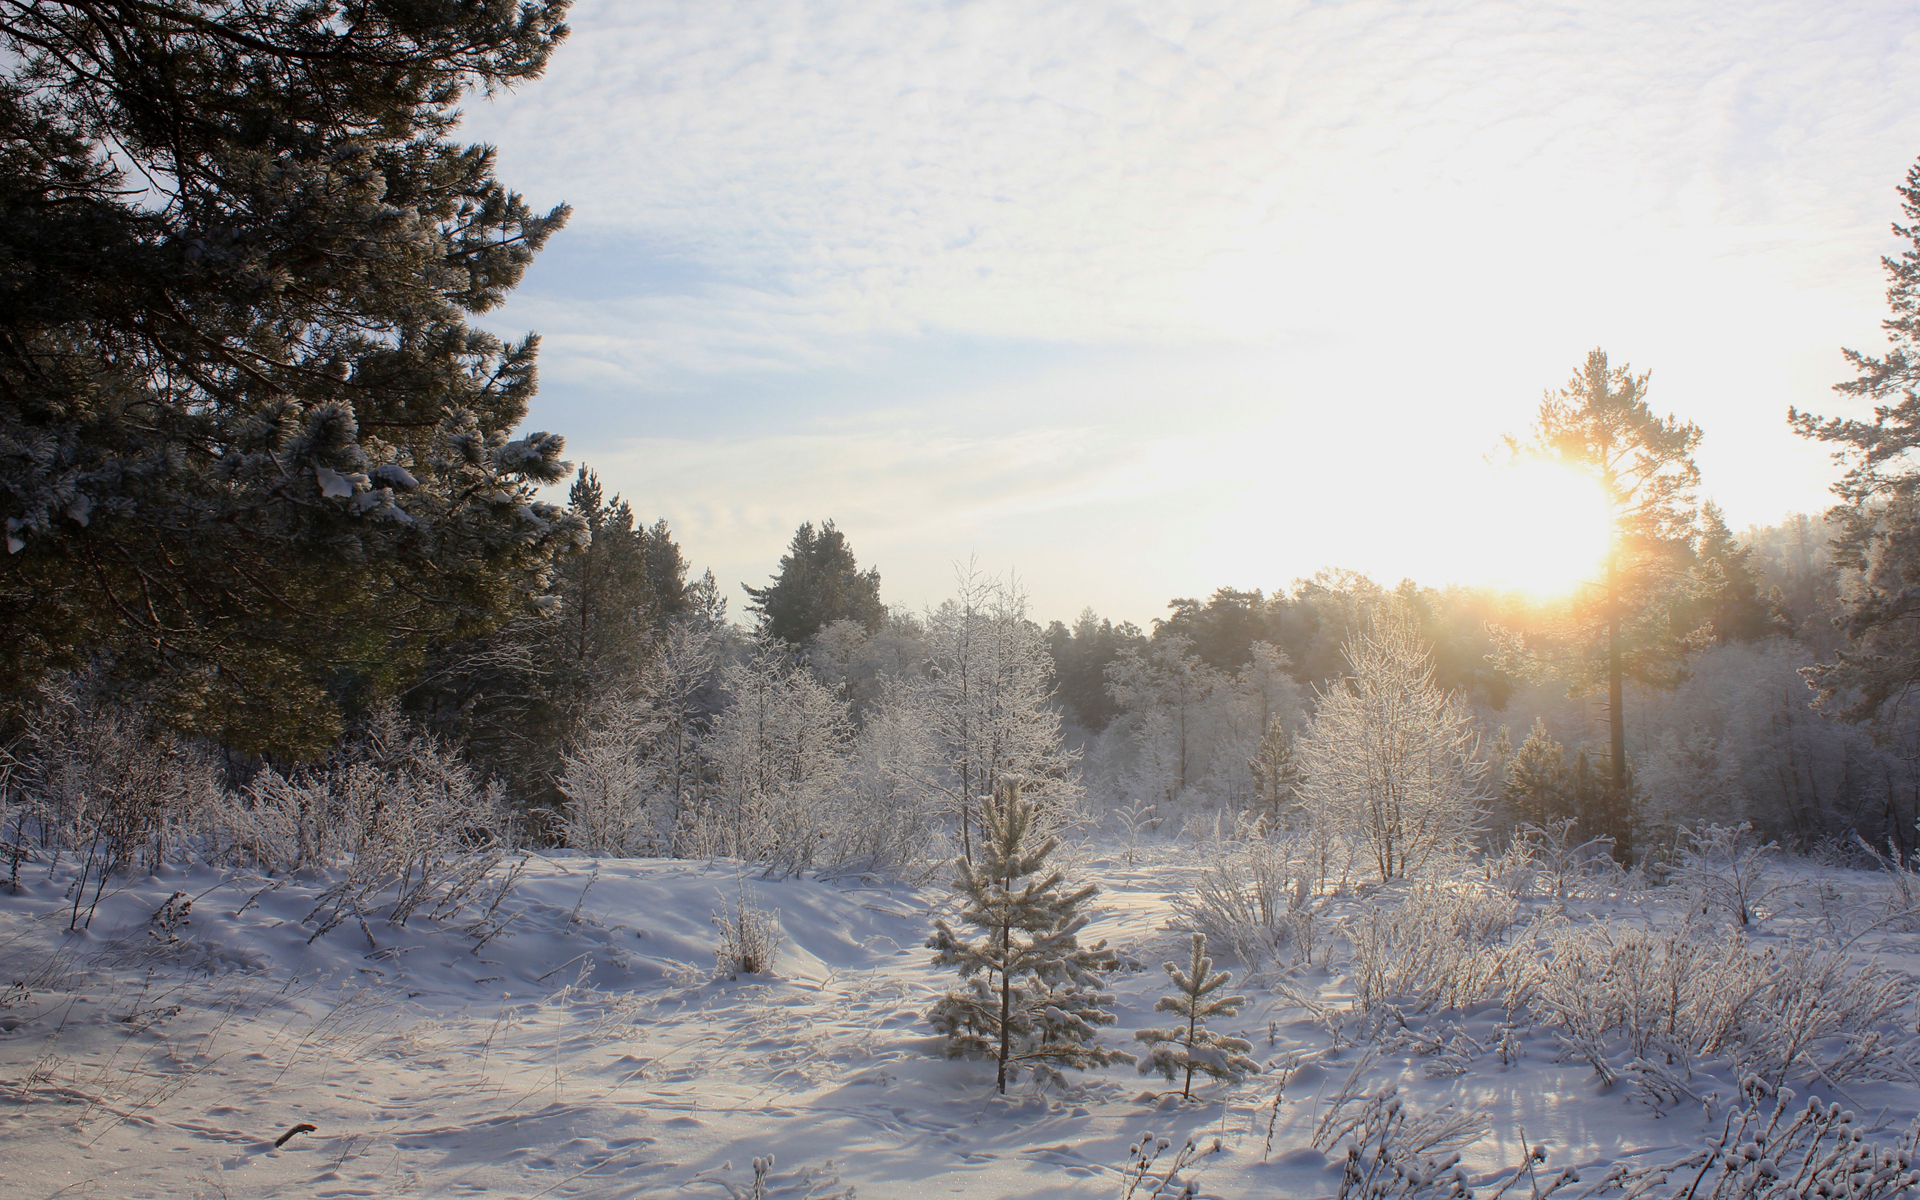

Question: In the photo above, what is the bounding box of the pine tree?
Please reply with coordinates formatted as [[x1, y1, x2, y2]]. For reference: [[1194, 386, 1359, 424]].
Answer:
[[1247, 716, 1302, 828], [1692, 502, 1781, 645], [1135, 933, 1258, 1100], [1791, 154, 1920, 722], [1504, 349, 1703, 858], [1503, 720, 1570, 828], [0, 0, 579, 756], [742, 520, 885, 645], [927, 781, 1132, 1093]]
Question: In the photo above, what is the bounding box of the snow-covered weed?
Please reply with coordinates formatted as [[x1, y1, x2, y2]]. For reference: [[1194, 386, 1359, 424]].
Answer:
[[686, 1153, 854, 1199], [1346, 881, 1533, 1019], [1171, 835, 1318, 970], [713, 886, 784, 978], [1116, 1131, 1223, 1200], [3, 691, 218, 927], [1572, 1079, 1920, 1199], [1310, 1070, 1485, 1200], [1671, 823, 1790, 927], [1531, 924, 1913, 1090]]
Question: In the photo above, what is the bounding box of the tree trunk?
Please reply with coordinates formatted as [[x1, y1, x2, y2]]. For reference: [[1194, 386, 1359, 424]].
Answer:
[[1607, 546, 1630, 862], [997, 960, 1012, 1094]]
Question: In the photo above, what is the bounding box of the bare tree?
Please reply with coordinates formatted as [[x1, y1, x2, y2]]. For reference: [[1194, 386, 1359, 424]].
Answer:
[[919, 564, 1079, 857], [1298, 613, 1487, 880]]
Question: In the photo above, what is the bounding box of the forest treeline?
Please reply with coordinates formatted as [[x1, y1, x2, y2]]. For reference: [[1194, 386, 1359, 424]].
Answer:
[[8, 0, 1920, 878]]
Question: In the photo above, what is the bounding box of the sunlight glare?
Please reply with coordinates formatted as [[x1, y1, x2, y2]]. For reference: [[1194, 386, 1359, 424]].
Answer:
[[1470, 460, 1611, 596]]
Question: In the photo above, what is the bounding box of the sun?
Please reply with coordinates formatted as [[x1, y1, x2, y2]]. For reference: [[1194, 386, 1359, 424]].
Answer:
[[1471, 459, 1612, 597]]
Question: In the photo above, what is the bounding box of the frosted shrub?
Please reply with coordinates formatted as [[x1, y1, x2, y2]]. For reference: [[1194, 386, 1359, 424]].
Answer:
[[4, 689, 217, 926], [1518, 819, 1618, 903], [713, 887, 784, 978], [1346, 882, 1535, 1019], [1671, 823, 1786, 927], [1531, 925, 1913, 1089], [215, 711, 514, 939], [1298, 613, 1487, 881], [829, 680, 948, 881], [701, 642, 852, 876], [1582, 1080, 1920, 1200], [557, 694, 666, 856], [1171, 835, 1316, 970], [1311, 1075, 1484, 1200]]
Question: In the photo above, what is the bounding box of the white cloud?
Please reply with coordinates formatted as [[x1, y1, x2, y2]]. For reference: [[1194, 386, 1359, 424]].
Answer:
[[469, 0, 1920, 617]]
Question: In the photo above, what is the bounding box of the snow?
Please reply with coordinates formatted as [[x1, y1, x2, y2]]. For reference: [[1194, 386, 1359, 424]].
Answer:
[[3, 848, 1918, 1199]]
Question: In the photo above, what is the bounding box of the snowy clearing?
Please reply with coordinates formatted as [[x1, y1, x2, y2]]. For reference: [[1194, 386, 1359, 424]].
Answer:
[[4, 846, 1920, 1199]]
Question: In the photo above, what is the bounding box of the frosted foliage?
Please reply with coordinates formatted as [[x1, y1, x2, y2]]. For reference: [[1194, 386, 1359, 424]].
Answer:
[[699, 641, 852, 877], [1672, 822, 1786, 927], [1103, 636, 1307, 820], [557, 622, 722, 857], [1627, 639, 1881, 840], [558, 694, 667, 856], [214, 709, 514, 937], [918, 566, 1081, 850], [1298, 614, 1487, 880], [1170, 835, 1316, 970], [837, 678, 949, 879], [1342, 885, 1916, 1091]]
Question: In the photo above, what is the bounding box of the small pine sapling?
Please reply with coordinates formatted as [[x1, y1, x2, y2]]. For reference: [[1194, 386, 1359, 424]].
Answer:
[[928, 780, 1134, 1093], [1136, 933, 1259, 1099]]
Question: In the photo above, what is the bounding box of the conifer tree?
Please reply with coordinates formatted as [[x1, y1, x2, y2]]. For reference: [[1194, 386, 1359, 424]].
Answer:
[[1135, 933, 1258, 1100], [743, 520, 885, 645], [927, 780, 1131, 1093], [1692, 502, 1781, 645], [1503, 720, 1570, 828], [1504, 349, 1703, 858], [1247, 716, 1302, 828], [0, 0, 579, 755], [1791, 154, 1920, 722]]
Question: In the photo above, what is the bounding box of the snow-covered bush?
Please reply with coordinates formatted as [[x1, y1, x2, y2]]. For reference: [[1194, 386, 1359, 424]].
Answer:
[[699, 641, 852, 876], [1581, 1080, 1920, 1199], [3, 686, 218, 924], [1170, 835, 1317, 970], [1671, 822, 1786, 927], [1311, 1072, 1484, 1200], [557, 693, 666, 856], [220, 711, 516, 939], [1345, 882, 1533, 1019], [830, 679, 949, 880], [1532, 924, 1913, 1090], [1298, 614, 1487, 881], [713, 887, 784, 978]]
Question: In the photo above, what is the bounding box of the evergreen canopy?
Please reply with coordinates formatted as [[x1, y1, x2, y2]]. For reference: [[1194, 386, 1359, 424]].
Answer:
[[1794, 154, 1920, 722], [743, 520, 885, 645], [0, 0, 580, 754]]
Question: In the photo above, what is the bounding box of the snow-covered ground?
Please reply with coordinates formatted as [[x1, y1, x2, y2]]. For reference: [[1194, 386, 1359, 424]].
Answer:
[[4, 847, 1918, 1199]]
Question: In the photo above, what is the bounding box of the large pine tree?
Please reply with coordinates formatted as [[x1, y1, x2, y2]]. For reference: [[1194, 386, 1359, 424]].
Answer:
[[1793, 154, 1920, 723], [927, 781, 1131, 1093], [1505, 349, 1702, 857], [0, 0, 579, 755]]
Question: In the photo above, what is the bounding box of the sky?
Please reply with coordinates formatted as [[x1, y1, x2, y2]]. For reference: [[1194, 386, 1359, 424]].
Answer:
[[460, 0, 1920, 627]]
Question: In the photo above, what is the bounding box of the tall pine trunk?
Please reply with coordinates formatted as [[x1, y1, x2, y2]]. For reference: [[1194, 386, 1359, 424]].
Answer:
[[1606, 545, 1630, 861]]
